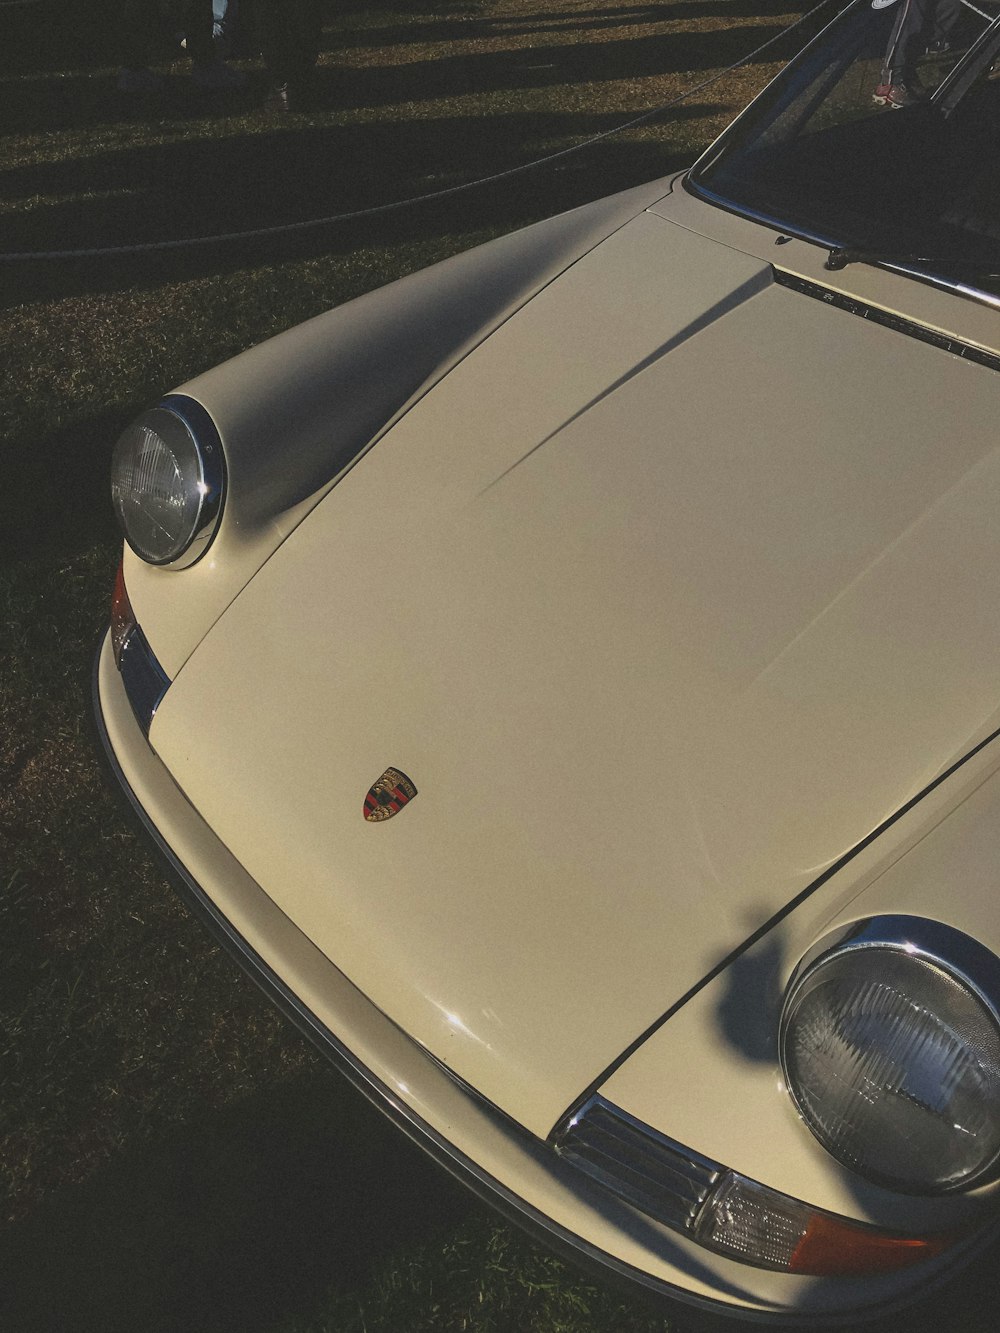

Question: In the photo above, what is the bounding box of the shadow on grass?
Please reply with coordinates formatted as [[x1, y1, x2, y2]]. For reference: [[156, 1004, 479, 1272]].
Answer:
[[335, 0, 814, 50], [0, 0, 830, 306], [0, 1065, 476, 1333], [1, 409, 126, 564], [5, 0, 812, 79], [0, 105, 706, 245], [1, 20, 792, 135], [0, 101, 706, 222], [0, 119, 702, 311]]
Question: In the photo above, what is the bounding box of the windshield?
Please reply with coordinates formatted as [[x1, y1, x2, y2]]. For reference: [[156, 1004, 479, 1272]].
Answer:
[[690, 0, 1000, 292]]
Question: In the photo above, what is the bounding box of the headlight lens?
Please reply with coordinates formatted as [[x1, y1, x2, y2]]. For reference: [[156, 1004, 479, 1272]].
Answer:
[[111, 399, 224, 566], [781, 918, 1000, 1194]]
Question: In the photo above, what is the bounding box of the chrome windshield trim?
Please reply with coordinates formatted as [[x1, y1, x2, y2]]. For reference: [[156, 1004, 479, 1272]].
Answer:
[[685, 0, 851, 184], [686, 177, 1000, 316], [878, 265, 1000, 315], [683, 175, 837, 251], [934, 9, 1000, 113]]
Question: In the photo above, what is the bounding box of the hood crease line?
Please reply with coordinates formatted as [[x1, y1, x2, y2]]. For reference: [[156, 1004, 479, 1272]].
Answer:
[[477, 268, 773, 498]]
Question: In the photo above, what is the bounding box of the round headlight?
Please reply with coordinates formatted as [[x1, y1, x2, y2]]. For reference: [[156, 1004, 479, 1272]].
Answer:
[[111, 399, 224, 566], [780, 917, 1000, 1195]]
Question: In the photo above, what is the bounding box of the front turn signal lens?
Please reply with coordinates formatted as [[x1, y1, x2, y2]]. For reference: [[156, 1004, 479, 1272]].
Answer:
[[556, 1096, 969, 1277], [788, 1207, 957, 1276], [694, 1171, 963, 1276]]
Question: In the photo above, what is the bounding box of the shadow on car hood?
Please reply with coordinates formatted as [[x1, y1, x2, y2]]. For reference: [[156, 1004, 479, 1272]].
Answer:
[[152, 215, 1000, 1136]]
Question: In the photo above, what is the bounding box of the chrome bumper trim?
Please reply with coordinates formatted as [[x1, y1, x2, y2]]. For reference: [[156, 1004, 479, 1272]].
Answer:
[[118, 623, 170, 736], [554, 1096, 722, 1233]]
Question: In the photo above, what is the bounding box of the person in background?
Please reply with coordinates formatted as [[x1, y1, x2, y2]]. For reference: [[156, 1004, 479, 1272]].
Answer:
[[258, 0, 324, 112], [117, 0, 247, 93], [212, 0, 240, 59], [874, 0, 961, 108]]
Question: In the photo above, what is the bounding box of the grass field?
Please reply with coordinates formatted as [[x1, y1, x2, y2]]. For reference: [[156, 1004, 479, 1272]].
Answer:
[[5, 1, 1000, 1329]]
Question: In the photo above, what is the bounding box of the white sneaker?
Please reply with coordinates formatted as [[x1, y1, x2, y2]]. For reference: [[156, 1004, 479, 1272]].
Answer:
[[191, 62, 247, 91], [117, 67, 165, 93]]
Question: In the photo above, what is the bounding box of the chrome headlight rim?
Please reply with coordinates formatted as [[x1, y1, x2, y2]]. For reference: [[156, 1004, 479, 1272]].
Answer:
[[780, 915, 1000, 1196], [112, 395, 225, 569]]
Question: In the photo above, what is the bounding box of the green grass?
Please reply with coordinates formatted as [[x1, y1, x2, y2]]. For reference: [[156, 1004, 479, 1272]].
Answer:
[[8, 1, 1000, 1330]]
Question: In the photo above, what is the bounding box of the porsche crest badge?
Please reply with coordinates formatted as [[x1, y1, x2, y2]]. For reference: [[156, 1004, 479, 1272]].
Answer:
[[363, 768, 418, 822]]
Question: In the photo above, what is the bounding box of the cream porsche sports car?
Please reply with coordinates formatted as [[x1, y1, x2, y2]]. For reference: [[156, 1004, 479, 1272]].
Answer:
[[94, 0, 1000, 1322]]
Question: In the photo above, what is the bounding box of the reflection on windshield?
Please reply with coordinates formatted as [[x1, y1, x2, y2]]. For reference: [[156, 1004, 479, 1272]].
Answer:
[[876, 0, 963, 108], [690, 0, 1000, 291]]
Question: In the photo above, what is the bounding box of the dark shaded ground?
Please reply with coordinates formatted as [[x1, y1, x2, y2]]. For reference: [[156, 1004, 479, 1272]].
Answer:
[[0, 1064, 476, 1332]]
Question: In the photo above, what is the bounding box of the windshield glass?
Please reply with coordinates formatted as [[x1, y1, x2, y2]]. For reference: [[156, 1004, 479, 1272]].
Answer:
[[690, 0, 1000, 289]]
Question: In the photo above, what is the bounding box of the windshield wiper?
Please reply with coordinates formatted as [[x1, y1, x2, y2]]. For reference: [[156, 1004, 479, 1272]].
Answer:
[[826, 246, 1000, 277]]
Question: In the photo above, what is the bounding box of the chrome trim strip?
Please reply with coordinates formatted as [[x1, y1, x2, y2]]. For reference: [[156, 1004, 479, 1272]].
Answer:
[[934, 9, 1000, 114], [772, 270, 1000, 371], [159, 394, 226, 569], [683, 176, 837, 251], [118, 624, 170, 736], [553, 1096, 722, 1232], [885, 268, 1000, 316]]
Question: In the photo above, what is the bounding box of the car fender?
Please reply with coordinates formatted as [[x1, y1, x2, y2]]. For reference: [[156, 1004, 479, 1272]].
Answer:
[[123, 178, 674, 678]]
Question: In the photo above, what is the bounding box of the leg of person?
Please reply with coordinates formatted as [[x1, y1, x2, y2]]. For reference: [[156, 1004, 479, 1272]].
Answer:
[[261, 0, 323, 109], [215, 0, 239, 58], [876, 0, 937, 106], [183, 0, 247, 86], [117, 0, 166, 91], [927, 0, 961, 49]]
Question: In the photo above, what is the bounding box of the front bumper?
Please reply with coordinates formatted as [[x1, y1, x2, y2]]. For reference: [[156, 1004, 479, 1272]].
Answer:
[[92, 629, 987, 1324]]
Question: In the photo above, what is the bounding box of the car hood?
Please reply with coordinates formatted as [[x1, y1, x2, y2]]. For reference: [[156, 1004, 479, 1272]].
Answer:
[[151, 213, 1000, 1136]]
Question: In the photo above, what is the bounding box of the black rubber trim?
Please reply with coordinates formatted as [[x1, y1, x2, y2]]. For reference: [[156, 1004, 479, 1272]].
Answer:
[[772, 269, 1000, 373], [90, 635, 991, 1327]]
